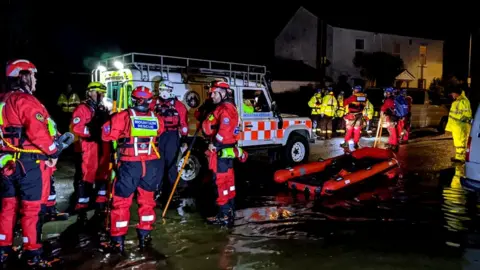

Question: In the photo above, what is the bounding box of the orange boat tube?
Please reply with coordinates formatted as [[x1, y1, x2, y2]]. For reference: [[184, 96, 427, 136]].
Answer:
[[277, 147, 400, 197], [274, 159, 334, 183], [321, 158, 399, 195]]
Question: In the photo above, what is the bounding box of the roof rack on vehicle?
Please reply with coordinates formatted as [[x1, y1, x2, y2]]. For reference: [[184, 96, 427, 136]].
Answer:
[[97, 52, 267, 86]]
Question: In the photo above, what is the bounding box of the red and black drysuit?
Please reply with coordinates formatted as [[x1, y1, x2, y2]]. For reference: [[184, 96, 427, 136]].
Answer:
[[43, 165, 69, 221], [0, 90, 60, 260], [401, 95, 412, 142], [381, 96, 403, 150], [71, 101, 111, 217], [342, 92, 367, 147], [202, 100, 247, 226], [152, 97, 188, 190], [101, 108, 164, 246]]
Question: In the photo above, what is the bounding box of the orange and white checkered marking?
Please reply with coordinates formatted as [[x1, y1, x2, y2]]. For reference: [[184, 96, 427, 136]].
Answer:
[[240, 119, 312, 141]]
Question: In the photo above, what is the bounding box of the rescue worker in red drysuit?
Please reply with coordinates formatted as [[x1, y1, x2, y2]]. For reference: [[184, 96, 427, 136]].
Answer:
[[340, 85, 367, 150], [150, 81, 188, 200], [71, 82, 112, 225], [101, 86, 164, 252], [43, 128, 70, 222], [380, 87, 401, 152], [0, 59, 62, 267], [202, 81, 248, 227], [400, 89, 412, 143], [43, 165, 69, 222], [195, 97, 215, 129]]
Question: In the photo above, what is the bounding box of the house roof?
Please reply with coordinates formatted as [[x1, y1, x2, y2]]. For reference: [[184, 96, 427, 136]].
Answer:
[[283, 6, 454, 41], [396, 69, 416, 81]]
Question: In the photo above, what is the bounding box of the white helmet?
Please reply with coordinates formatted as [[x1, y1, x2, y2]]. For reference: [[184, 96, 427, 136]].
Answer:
[[159, 80, 174, 100]]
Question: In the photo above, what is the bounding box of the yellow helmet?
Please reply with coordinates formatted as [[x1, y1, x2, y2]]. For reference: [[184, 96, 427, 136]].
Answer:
[[87, 82, 107, 93]]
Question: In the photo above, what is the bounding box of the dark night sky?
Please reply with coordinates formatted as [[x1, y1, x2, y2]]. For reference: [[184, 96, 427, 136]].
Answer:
[[4, 2, 475, 81]]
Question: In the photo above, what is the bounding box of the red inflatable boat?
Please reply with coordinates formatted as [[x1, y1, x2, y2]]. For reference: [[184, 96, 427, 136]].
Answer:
[[274, 147, 400, 197]]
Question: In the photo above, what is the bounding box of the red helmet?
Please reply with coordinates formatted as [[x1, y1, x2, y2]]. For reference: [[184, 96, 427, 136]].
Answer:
[[6, 59, 37, 77], [209, 81, 230, 94], [132, 86, 153, 100]]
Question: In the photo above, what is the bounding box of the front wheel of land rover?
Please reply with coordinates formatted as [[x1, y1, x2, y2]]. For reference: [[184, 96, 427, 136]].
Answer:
[[282, 133, 309, 166]]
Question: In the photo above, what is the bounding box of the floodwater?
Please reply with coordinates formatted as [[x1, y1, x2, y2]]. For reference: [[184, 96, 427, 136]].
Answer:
[[10, 135, 480, 269]]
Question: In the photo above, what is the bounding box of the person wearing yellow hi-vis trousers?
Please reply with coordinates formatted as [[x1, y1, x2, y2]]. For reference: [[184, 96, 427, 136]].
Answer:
[[363, 95, 374, 138], [319, 88, 337, 139], [308, 89, 323, 137], [101, 86, 164, 253], [335, 91, 346, 136], [445, 88, 472, 163]]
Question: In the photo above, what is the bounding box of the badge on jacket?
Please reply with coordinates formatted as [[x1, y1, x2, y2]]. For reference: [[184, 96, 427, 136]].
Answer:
[[35, 113, 44, 122]]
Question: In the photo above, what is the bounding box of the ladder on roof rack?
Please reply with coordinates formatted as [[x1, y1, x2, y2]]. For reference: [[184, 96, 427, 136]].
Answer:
[[98, 52, 268, 86]]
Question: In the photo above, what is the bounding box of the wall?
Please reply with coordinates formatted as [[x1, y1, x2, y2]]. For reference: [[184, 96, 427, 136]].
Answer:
[[270, 80, 318, 93], [274, 7, 444, 88], [274, 7, 318, 69], [329, 26, 444, 88]]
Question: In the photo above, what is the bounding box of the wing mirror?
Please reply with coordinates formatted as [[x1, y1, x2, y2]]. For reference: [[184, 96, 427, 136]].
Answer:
[[272, 101, 283, 128], [272, 101, 280, 116]]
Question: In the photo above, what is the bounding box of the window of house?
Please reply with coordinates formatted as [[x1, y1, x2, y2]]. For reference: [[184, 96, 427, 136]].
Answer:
[[393, 42, 400, 56], [419, 44, 427, 65], [355, 39, 365, 50]]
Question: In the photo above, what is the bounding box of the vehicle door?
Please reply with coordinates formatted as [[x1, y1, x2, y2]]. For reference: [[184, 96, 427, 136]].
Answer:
[[184, 83, 208, 135], [408, 90, 427, 128], [467, 107, 480, 165], [106, 81, 131, 111], [104, 70, 134, 112], [424, 91, 446, 127], [238, 87, 278, 147]]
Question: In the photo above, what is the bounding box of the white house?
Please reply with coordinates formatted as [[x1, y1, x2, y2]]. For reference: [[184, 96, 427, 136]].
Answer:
[[275, 7, 444, 89]]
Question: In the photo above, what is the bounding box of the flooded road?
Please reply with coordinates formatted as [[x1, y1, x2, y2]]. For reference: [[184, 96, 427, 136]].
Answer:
[[36, 131, 480, 269]]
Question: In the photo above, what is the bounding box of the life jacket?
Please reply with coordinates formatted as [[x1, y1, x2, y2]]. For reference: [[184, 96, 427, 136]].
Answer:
[[202, 101, 240, 144], [157, 99, 180, 130], [0, 91, 56, 156], [394, 95, 409, 117], [117, 109, 160, 158]]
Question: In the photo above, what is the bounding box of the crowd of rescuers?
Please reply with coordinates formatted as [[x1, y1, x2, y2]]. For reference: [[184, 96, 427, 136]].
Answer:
[[308, 84, 471, 159], [0, 59, 247, 268]]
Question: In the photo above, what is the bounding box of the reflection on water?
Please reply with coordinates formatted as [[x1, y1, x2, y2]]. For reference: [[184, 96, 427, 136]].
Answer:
[[443, 164, 469, 248], [36, 161, 480, 269]]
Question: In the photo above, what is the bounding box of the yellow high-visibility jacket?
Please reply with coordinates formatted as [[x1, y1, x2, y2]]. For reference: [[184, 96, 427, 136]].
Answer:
[[57, 93, 80, 113], [308, 93, 323, 115], [320, 94, 338, 117]]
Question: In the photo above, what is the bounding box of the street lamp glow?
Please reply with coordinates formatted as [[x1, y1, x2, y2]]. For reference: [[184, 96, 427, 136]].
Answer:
[[97, 65, 107, 72], [113, 61, 124, 70]]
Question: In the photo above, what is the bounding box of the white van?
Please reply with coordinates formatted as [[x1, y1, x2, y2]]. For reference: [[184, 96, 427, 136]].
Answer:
[[465, 106, 480, 181]]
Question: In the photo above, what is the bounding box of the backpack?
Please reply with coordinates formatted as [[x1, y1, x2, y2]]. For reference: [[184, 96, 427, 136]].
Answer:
[[394, 95, 409, 117]]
